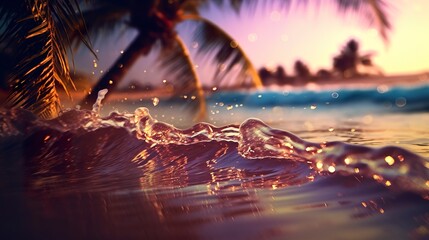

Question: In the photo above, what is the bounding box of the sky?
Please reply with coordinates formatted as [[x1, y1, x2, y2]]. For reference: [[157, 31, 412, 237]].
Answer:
[[77, 0, 429, 87], [199, 0, 429, 75]]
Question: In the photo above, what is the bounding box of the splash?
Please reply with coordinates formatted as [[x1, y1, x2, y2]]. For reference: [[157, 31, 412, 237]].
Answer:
[[92, 89, 109, 115], [0, 89, 428, 196]]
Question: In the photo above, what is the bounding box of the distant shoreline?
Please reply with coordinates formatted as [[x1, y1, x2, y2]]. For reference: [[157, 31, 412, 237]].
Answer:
[[1, 73, 428, 105]]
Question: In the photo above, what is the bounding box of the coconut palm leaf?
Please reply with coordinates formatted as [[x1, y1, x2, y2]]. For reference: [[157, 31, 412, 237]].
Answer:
[[71, 1, 129, 45], [327, 0, 391, 41], [0, 0, 92, 118], [208, 0, 390, 40], [187, 16, 262, 88], [158, 34, 207, 120]]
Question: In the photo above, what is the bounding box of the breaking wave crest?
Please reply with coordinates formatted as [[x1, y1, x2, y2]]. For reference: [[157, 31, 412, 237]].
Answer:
[[0, 89, 428, 197]]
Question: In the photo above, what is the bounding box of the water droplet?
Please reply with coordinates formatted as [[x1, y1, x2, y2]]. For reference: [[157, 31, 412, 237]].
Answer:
[[162, 79, 167, 84], [395, 97, 407, 107], [120, 50, 124, 54], [219, 102, 224, 107], [328, 166, 336, 173], [331, 92, 339, 98], [212, 87, 217, 91], [152, 97, 159, 106], [258, 94, 262, 98], [191, 96, 196, 100], [316, 161, 323, 169], [226, 105, 233, 110], [310, 104, 317, 110], [230, 41, 238, 48], [373, 174, 382, 181], [377, 85, 389, 93], [385, 181, 392, 187], [108, 80, 113, 85], [248, 33, 258, 42], [344, 157, 351, 165], [328, 127, 334, 132], [384, 156, 395, 165]]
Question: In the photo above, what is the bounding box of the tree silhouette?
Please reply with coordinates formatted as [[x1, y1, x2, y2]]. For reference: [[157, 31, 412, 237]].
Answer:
[[275, 65, 288, 84], [258, 67, 273, 85], [316, 69, 332, 80], [74, 0, 264, 119], [333, 39, 382, 78], [0, 0, 91, 118], [294, 60, 311, 82], [0, 0, 391, 118]]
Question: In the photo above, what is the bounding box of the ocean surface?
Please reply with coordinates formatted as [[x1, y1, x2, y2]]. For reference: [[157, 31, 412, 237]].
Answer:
[[1, 83, 429, 239]]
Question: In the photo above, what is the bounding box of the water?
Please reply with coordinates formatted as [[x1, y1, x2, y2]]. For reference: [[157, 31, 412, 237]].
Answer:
[[1, 84, 429, 239]]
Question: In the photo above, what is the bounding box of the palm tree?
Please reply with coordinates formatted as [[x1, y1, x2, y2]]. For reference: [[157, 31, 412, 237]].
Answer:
[[0, 0, 91, 119], [0, 0, 391, 119], [75, 0, 391, 119], [333, 38, 383, 78], [258, 67, 273, 85], [74, 0, 263, 120], [275, 66, 288, 84], [294, 60, 311, 82]]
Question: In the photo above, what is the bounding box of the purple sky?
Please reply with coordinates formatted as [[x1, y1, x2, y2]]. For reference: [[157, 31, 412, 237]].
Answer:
[[76, 0, 429, 87]]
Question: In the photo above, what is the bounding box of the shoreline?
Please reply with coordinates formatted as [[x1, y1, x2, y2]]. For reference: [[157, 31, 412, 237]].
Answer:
[[1, 73, 428, 105], [67, 72, 429, 102]]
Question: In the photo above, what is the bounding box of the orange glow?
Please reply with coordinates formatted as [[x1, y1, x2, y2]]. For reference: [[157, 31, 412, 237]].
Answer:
[[201, 1, 429, 75]]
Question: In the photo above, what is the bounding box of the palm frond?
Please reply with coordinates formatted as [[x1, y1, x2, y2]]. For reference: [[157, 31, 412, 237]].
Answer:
[[216, 0, 295, 14], [330, 0, 391, 41], [158, 34, 207, 120], [1, 0, 92, 118], [203, 0, 390, 41], [185, 16, 262, 88], [365, 0, 391, 42], [72, 1, 129, 46]]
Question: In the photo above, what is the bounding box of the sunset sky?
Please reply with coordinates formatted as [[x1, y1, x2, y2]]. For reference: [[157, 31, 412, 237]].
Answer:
[[200, 0, 429, 75], [78, 0, 429, 86]]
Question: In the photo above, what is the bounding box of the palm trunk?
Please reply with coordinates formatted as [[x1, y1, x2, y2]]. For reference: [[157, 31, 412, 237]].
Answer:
[[80, 33, 155, 109]]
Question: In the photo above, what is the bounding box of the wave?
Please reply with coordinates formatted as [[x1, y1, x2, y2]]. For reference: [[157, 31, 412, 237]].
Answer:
[[208, 84, 429, 111], [1, 89, 427, 197]]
